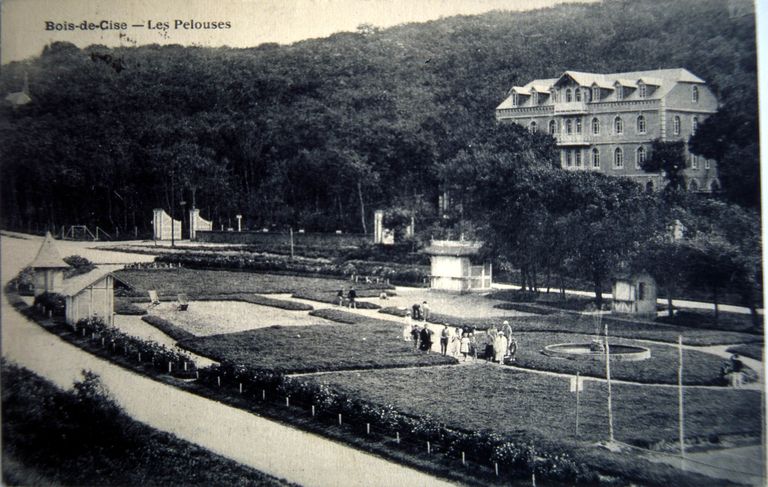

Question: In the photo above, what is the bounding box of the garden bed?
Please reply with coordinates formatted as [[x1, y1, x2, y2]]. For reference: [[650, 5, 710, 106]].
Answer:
[[377, 307, 760, 346], [141, 315, 196, 341], [178, 323, 456, 374], [114, 268, 388, 298], [301, 365, 761, 449], [1, 362, 292, 487], [509, 332, 739, 386], [726, 343, 763, 361], [115, 297, 148, 315]]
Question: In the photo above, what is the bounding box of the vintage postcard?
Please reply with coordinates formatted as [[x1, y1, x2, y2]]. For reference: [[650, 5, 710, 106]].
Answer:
[[0, 0, 764, 486]]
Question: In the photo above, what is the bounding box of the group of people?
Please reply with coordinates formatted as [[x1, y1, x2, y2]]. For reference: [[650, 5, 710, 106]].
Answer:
[[336, 287, 357, 309], [410, 301, 430, 321], [401, 314, 518, 364], [483, 321, 518, 364]]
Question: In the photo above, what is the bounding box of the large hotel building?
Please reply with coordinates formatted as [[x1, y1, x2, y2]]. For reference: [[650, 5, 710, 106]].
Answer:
[[495, 69, 719, 192]]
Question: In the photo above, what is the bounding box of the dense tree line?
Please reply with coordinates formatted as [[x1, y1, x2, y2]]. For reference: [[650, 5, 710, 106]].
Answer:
[[0, 0, 757, 236]]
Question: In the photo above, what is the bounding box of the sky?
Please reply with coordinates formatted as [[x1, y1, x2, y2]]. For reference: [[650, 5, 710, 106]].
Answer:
[[0, 0, 596, 64]]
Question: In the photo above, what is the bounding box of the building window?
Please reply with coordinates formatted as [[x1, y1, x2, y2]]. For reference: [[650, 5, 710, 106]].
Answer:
[[565, 150, 572, 167], [549, 120, 557, 134], [529, 121, 537, 133], [705, 158, 711, 169], [511, 93, 518, 106], [592, 148, 600, 168], [691, 154, 699, 169], [575, 150, 582, 167], [566, 119, 573, 135], [576, 118, 582, 134], [592, 118, 600, 135], [692, 85, 699, 103], [673, 116, 681, 135], [575, 88, 582, 102], [689, 179, 699, 192], [638, 282, 646, 300], [592, 86, 600, 101], [636, 115, 646, 134], [638, 82, 647, 99], [636, 146, 646, 169], [585, 89, 592, 102], [692, 116, 699, 135], [614, 148, 624, 169], [551, 90, 557, 103], [565, 88, 572, 102], [532, 91, 538, 105], [616, 84, 623, 101], [614, 117, 623, 135]]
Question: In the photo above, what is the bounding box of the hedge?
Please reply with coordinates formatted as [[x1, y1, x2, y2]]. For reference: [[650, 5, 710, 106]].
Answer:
[[34, 292, 66, 317], [192, 293, 313, 311], [141, 315, 196, 341], [292, 291, 381, 309], [114, 298, 148, 315]]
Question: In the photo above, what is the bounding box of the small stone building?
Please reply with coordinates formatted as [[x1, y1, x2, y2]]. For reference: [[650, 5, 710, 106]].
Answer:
[[423, 240, 492, 293], [611, 271, 657, 318], [30, 232, 70, 296]]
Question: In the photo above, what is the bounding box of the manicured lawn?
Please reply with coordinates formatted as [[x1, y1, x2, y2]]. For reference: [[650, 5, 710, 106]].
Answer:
[[726, 343, 763, 361], [114, 268, 388, 298], [179, 322, 455, 373], [378, 307, 760, 346], [2, 361, 293, 487], [301, 365, 761, 448], [291, 290, 385, 309], [509, 332, 734, 386]]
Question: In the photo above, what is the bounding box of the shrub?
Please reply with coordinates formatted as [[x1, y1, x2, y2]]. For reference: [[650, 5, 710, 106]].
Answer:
[[114, 298, 147, 315], [34, 292, 65, 316], [141, 315, 195, 341], [63, 255, 96, 278], [8, 266, 36, 295]]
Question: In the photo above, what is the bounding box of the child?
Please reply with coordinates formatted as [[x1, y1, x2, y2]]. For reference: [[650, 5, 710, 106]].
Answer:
[[460, 333, 471, 362]]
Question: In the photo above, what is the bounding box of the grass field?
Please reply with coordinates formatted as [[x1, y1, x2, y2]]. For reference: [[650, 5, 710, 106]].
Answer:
[[378, 307, 759, 346], [510, 332, 734, 386], [300, 365, 761, 448], [115, 268, 388, 298], [2, 361, 293, 487], [179, 322, 455, 373]]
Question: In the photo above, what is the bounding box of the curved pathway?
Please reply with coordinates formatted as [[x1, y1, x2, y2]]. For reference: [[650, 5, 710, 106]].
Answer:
[[1, 235, 457, 487]]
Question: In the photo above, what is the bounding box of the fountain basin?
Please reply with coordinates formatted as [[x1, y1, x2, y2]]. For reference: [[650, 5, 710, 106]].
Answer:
[[542, 343, 651, 362]]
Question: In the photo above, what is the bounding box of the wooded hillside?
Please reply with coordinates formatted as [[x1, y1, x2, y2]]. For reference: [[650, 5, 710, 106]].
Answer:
[[0, 0, 757, 234]]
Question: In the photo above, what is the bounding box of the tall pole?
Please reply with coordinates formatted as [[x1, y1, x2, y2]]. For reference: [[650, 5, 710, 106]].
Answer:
[[171, 169, 175, 248], [605, 323, 614, 443], [575, 371, 580, 438], [290, 227, 295, 260], [678, 335, 685, 466]]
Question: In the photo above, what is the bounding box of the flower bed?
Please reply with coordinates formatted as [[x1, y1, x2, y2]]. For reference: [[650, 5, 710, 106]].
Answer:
[[114, 297, 148, 315], [178, 322, 455, 374], [75, 317, 196, 379], [141, 315, 196, 341]]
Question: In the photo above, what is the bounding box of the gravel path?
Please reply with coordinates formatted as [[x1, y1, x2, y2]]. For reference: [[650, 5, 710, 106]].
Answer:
[[2, 235, 458, 487]]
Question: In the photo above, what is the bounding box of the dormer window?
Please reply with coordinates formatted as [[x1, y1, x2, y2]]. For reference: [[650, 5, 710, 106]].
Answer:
[[692, 85, 699, 103], [531, 91, 538, 105], [638, 82, 647, 99], [592, 86, 600, 101], [575, 88, 582, 102], [615, 83, 623, 101], [550, 89, 557, 103], [512, 93, 518, 106]]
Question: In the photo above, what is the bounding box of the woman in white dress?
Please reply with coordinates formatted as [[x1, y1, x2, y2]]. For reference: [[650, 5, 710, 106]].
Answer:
[[402, 311, 413, 341], [494, 333, 507, 363]]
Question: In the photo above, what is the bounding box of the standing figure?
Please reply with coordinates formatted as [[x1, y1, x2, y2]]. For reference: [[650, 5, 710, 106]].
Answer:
[[421, 301, 430, 321], [501, 320, 512, 340], [411, 324, 421, 349], [402, 311, 413, 341], [412, 303, 422, 321], [460, 332, 470, 362], [450, 327, 462, 358], [419, 326, 433, 352], [440, 324, 451, 355], [347, 287, 357, 309], [337, 288, 345, 306]]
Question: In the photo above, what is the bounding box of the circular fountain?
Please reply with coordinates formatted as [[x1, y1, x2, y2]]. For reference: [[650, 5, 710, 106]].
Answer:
[[542, 339, 651, 362]]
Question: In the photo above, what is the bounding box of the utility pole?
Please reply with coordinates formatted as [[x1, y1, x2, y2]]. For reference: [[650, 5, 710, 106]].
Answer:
[[605, 323, 614, 443]]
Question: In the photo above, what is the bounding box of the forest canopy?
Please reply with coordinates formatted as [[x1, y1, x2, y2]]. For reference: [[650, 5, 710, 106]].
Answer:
[[0, 0, 757, 235]]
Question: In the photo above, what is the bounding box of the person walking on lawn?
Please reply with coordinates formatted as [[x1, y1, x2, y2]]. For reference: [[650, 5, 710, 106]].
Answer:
[[440, 324, 450, 355], [347, 287, 357, 309], [402, 311, 413, 341]]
